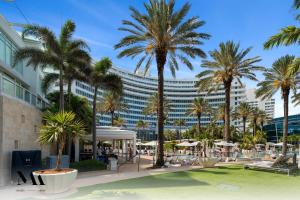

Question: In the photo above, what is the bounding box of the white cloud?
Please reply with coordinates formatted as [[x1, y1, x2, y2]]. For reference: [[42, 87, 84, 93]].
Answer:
[[75, 35, 113, 49]]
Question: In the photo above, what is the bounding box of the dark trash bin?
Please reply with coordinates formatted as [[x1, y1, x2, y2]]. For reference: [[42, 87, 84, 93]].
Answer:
[[11, 150, 42, 183]]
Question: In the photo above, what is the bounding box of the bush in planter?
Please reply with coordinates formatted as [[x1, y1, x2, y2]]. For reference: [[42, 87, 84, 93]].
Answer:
[[39, 111, 86, 170]]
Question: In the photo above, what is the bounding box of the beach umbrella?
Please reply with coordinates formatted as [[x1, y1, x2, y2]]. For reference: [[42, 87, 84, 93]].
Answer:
[[142, 141, 157, 146], [214, 141, 235, 147]]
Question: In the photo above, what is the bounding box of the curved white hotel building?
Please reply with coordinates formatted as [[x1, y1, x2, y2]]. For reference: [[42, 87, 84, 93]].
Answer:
[[74, 66, 254, 133]]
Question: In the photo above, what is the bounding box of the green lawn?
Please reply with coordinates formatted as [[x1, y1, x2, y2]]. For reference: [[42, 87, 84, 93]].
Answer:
[[67, 165, 300, 200]]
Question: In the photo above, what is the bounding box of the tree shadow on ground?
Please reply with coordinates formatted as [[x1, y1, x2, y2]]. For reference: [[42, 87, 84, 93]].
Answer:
[[65, 171, 209, 200]]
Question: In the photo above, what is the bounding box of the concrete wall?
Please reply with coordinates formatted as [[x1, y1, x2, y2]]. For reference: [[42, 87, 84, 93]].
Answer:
[[0, 95, 49, 186]]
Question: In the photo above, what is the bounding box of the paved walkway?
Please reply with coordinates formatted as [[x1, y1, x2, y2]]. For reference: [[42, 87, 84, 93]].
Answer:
[[0, 156, 243, 200]]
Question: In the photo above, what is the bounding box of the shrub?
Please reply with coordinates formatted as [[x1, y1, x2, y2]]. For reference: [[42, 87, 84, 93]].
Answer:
[[70, 159, 106, 172]]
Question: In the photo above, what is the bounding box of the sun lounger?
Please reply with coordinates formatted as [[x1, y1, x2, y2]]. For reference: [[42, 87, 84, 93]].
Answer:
[[244, 153, 298, 176]]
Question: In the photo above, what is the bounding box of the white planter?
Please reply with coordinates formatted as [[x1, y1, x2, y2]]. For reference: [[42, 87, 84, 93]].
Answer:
[[199, 157, 218, 168], [33, 169, 77, 194]]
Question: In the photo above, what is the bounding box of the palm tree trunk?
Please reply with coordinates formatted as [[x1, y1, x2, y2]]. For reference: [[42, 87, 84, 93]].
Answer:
[[224, 84, 231, 142], [67, 80, 72, 111], [56, 141, 65, 170], [92, 86, 98, 160], [243, 117, 246, 135], [59, 67, 64, 111], [67, 80, 72, 161], [155, 50, 167, 167], [282, 91, 289, 156], [224, 82, 231, 157]]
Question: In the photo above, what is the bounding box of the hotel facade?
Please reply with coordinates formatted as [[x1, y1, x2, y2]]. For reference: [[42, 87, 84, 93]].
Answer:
[[73, 66, 275, 138]]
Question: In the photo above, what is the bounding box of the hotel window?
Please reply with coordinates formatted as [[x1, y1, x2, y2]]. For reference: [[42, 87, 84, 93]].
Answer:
[[0, 38, 5, 61], [5, 42, 11, 66]]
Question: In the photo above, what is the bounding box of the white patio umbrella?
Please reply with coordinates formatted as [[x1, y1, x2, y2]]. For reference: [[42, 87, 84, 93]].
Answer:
[[142, 141, 157, 146], [136, 142, 143, 146], [274, 142, 293, 147], [176, 141, 198, 147], [214, 141, 235, 147]]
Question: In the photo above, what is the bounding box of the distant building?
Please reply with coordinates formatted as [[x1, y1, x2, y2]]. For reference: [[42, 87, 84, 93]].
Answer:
[[74, 66, 247, 133], [263, 114, 300, 142], [245, 88, 275, 119]]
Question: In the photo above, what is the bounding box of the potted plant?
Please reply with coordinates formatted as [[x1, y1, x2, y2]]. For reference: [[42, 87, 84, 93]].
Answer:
[[33, 112, 86, 193]]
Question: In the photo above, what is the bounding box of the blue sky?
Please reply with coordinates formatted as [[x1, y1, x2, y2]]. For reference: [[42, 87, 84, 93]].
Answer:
[[1, 0, 300, 117]]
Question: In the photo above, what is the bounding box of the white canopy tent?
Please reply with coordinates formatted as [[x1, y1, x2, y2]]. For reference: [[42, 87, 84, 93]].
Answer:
[[79, 126, 137, 163]]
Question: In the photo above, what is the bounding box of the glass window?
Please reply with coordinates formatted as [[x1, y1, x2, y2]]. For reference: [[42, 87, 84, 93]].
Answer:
[[16, 84, 24, 100], [5, 44, 11, 66], [24, 90, 31, 103], [2, 77, 15, 96], [31, 94, 36, 106], [0, 38, 5, 62]]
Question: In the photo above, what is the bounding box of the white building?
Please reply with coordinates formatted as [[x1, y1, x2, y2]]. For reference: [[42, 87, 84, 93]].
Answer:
[[0, 15, 49, 186], [245, 88, 275, 118], [74, 66, 247, 133]]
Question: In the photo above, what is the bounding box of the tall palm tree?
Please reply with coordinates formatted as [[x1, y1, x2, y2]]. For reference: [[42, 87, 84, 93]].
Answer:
[[143, 93, 171, 117], [293, 93, 300, 106], [42, 61, 91, 110], [136, 120, 149, 140], [257, 110, 270, 132], [186, 97, 211, 134], [115, 0, 210, 166], [173, 119, 186, 140], [90, 57, 123, 159], [215, 104, 226, 125], [14, 20, 90, 111], [101, 91, 128, 126], [256, 55, 300, 156], [196, 41, 262, 145], [249, 107, 261, 136], [233, 102, 252, 135]]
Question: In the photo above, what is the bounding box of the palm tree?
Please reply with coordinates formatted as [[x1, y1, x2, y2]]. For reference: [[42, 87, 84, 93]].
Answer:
[[115, 0, 210, 166], [38, 112, 86, 170], [136, 120, 149, 140], [233, 102, 252, 135], [113, 116, 126, 127], [215, 104, 226, 124], [249, 107, 261, 136], [196, 41, 262, 146], [101, 91, 128, 126], [143, 93, 171, 117], [293, 93, 300, 106], [42, 61, 91, 110], [173, 119, 186, 140], [14, 20, 90, 111], [256, 55, 300, 156], [257, 110, 270, 132], [90, 57, 123, 159], [264, 0, 300, 49], [186, 97, 211, 134]]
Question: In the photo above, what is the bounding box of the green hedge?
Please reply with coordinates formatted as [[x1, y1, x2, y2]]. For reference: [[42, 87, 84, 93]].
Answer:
[[70, 159, 107, 172]]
